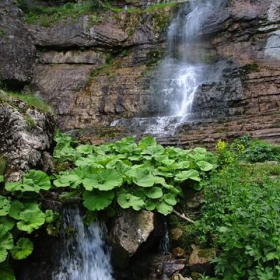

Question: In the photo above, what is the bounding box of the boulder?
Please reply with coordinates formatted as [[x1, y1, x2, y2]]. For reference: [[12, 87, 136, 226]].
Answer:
[[109, 209, 155, 268], [0, 90, 56, 181], [0, 0, 36, 89], [188, 245, 216, 274]]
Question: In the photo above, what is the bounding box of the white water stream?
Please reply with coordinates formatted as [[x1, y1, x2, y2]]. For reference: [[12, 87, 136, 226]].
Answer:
[[53, 208, 113, 280], [112, 0, 222, 136]]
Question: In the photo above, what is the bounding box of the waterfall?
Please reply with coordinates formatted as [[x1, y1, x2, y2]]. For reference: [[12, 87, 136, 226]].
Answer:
[[112, 0, 225, 137], [53, 208, 113, 280], [145, 0, 219, 135]]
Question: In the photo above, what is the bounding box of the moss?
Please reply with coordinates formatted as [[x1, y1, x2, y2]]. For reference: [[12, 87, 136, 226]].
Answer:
[[241, 62, 260, 73], [23, 114, 36, 129], [0, 155, 7, 176], [0, 28, 6, 37], [167, 214, 198, 254], [197, 248, 216, 259]]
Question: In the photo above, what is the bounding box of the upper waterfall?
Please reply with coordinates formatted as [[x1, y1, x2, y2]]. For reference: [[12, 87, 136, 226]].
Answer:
[[111, 0, 225, 137]]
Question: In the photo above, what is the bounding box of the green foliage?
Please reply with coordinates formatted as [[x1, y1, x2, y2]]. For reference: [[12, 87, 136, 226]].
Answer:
[[236, 136, 280, 162], [0, 132, 215, 277], [10, 238, 33, 260], [52, 133, 215, 216], [0, 262, 15, 280], [0, 171, 59, 272], [5, 170, 51, 194], [197, 145, 280, 279], [216, 136, 280, 166]]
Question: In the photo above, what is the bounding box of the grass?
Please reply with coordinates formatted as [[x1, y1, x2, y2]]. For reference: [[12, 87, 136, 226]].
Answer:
[[24, 1, 102, 26], [0, 90, 52, 113]]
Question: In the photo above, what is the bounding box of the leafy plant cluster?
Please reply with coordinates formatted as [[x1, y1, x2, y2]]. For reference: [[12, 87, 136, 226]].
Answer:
[[53, 132, 215, 216], [196, 138, 280, 280], [0, 132, 215, 279], [0, 171, 59, 280]]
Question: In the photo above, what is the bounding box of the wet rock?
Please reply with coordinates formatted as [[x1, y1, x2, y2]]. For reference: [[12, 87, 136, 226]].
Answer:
[[170, 228, 183, 241], [171, 272, 192, 280], [0, 90, 56, 181], [172, 247, 186, 259], [163, 258, 186, 278], [188, 246, 216, 274], [109, 209, 155, 269], [0, 0, 36, 89]]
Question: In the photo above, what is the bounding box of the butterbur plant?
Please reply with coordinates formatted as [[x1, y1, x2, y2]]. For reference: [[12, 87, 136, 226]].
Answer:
[[0, 170, 59, 280], [53, 134, 216, 216]]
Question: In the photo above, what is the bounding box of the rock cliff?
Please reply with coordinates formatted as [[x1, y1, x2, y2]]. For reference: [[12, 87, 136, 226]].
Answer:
[[2, 0, 280, 150]]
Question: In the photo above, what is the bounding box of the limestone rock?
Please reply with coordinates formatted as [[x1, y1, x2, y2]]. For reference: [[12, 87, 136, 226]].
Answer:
[[0, 90, 56, 181], [109, 209, 155, 269], [0, 0, 36, 88]]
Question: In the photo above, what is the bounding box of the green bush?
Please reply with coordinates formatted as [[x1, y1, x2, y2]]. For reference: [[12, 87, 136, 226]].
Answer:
[[197, 159, 280, 279], [232, 136, 280, 162]]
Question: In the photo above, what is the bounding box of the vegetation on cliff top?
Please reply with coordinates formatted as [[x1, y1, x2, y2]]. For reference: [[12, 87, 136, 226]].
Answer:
[[18, 0, 177, 28]]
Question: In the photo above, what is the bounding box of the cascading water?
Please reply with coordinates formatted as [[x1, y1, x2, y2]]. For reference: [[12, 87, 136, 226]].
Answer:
[[52, 208, 113, 280], [112, 0, 224, 137]]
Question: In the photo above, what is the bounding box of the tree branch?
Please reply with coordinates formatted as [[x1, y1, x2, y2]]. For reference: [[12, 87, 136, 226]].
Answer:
[[172, 209, 195, 224]]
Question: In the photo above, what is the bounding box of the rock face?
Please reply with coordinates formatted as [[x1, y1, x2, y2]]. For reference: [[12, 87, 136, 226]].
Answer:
[[27, 2, 171, 129], [0, 91, 56, 181], [23, 0, 280, 147], [0, 0, 36, 89]]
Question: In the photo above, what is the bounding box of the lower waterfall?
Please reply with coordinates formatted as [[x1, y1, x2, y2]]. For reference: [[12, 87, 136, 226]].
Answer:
[[52, 208, 113, 280]]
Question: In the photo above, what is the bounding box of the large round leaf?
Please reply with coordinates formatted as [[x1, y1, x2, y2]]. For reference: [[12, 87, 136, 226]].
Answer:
[[0, 217, 15, 231], [196, 161, 214, 172], [145, 187, 163, 199], [0, 196, 11, 216], [0, 225, 13, 263], [0, 225, 13, 250], [82, 169, 123, 191], [83, 190, 114, 211], [138, 136, 157, 149], [156, 201, 173, 216], [10, 238, 34, 260], [17, 209, 45, 234], [9, 200, 24, 220], [175, 169, 201, 182], [117, 193, 145, 211], [130, 168, 158, 187], [163, 193, 177, 206], [6, 170, 51, 193], [23, 170, 51, 192], [145, 199, 156, 211], [0, 249, 8, 264]]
